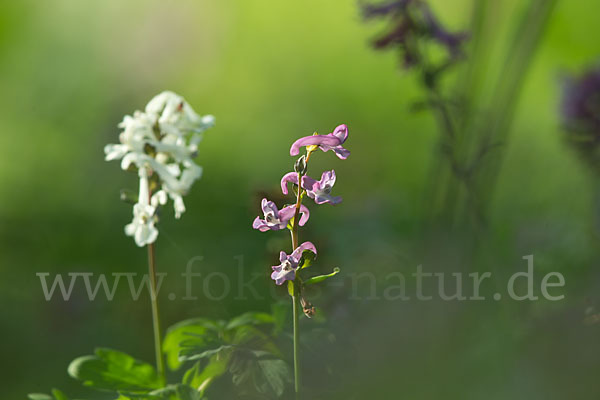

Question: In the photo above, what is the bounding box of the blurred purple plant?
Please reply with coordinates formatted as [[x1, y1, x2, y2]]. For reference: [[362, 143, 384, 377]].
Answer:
[[562, 66, 600, 141], [361, 0, 468, 72], [561, 65, 600, 235]]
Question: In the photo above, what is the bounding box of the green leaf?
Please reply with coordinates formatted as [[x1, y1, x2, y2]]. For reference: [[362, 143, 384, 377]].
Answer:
[[51, 389, 69, 400], [148, 384, 203, 400], [228, 350, 292, 398], [182, 362, 202, 388], [116, 392, 157, 400], [297, 250, 316, 270], [249, 351, 292, 398], [163, 318, 221, 370], [304, 267, 340, 286], [287, 280, 295, 297], [225, 312, 274, 331], [183, 357, 229, 394], [180, 345, 233, 362], [286, 217, 295, 230], [67, 348, 161, 392], [27, 392, 71, 400], [255, 357, 291, 397]]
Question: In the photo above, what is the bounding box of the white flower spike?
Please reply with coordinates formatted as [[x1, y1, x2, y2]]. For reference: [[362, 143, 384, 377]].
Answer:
[[105, 91, 215, 246]]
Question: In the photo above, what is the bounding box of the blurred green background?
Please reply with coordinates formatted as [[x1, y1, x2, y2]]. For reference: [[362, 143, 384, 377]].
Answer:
[[2, 0, 600, 398]]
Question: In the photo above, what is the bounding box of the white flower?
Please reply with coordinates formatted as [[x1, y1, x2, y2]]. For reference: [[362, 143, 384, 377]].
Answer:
[[145, 91, 215, 136], [105, 90, 215, 245], [125, 202, 158, 247], [125, 168, 159, 247]]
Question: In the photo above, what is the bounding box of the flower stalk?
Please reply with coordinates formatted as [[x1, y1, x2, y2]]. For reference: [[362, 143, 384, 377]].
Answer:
[[146, 241, 166, 384], [104, 91, 214, 384], [292, 281, 301, 398], [252, 124, 349, 397], [289, 155, 310, 398]]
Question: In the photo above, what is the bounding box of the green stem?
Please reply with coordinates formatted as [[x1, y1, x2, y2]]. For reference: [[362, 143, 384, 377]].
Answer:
[[290, 170, 304, 398], [147, 242, 166, 385], [292, 282, 300, 398]]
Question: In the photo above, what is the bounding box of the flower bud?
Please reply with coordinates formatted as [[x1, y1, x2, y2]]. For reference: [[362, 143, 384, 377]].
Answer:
[[294, 155, 307, 175]]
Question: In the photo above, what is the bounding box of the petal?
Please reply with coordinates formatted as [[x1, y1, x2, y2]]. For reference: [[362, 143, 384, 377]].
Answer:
[[314, 194, 343, 205], [201, 115, 216, 127], [138, 167, 150, 206], [271, 269, 288, 285], [151, 190, 168, 207], [279, 251, 288, 263], [252, 217, 270, 232], [331, 124, 348, 143], [124, 222, 136, 236], [278, 205, 297, 223], [120, 152, 138, 170], [135, 224, 153, 247], [301, 175, 320, 192], [332, 145, 351, 160], [291, 241, 317, 260], [145, 91, 176, 115], [146, 225, 159, 244], [104, 144, 128, 161], [271, 265, 296, 285], [280, 172, 299, 195], [298, 204, 310, 226], [261, 198, 279, 215], [331, 195, 343, 204], [173, 195, 186, 219], [278, 204, 310, 227], [290, 135, 342, 156], [134, 228, 146, 247], [179, 163, 203, 191], [320, 170, 336, 187]]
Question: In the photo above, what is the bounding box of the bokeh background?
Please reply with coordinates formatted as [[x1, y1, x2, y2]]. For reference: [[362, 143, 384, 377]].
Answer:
[[2, 0, 600, 398]]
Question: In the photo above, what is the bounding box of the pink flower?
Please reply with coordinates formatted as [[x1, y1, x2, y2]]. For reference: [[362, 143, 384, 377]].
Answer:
[[281, 170, 342, 205], [271, 242, 317, 285], [252, 198, 310, 232], [289, 124, 350, 160]]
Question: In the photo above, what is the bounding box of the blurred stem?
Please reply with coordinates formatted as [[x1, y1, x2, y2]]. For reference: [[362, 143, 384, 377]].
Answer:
[[467, 0, 558, 219], [425, 80, 476, 227], [426, 0, 557, 229], [147, 242, 166, 384]]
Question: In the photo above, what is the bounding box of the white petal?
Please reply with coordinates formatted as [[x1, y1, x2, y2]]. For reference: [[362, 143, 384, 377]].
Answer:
[[165, 163, 181, 177], [201, 115, 215, 127], [138, 168, 150, 206], [151, 190, 168, 207], [173, 195, 186, 219], [124, 222, 136, 236], [120, 153, 137, 170], [145, 91, 178, 116], [104, 144, 128, 161], [134, 223, 158, 247]]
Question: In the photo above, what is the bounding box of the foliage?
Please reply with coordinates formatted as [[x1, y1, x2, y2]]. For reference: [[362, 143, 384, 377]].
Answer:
[[30, 311, 291, 400]]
